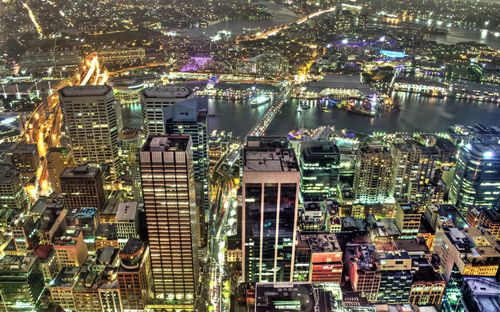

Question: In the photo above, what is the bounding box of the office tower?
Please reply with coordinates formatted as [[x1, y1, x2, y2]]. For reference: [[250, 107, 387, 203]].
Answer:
[[345, 243, 380, 302], [140, 86, 194, 135], [139, 135, 198, 301], [164, 98, 209, 246], [53, 227, 89, 268], [115, 202, 140, 247], [0, 142, 39, 181], [242, 137, 300, 283], [0, 164, 28, 210], [119, 128, 142, 199], [47, 146, 74, 193], [391, 140, 442, 204], [377, 251, 413, 303], [395, 203, 422, 234], [299, 141, 340, 201], [0, 255, 44, 311], [353, 144, 394, 204], [450, 133, 500, 212], [10, 213, 37, 254], [117, 239, 152, 311], [60, 165, 106, 211], [59, 85, 121, 179]]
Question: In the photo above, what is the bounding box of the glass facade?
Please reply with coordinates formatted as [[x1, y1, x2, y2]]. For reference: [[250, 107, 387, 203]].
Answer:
[[450, 143, 500, 212], [244, 182, 297, 283]]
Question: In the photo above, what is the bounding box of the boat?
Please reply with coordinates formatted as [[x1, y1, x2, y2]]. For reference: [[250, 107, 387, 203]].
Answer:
[[250, 95, 270, 108], [300, 100, 310, 110]]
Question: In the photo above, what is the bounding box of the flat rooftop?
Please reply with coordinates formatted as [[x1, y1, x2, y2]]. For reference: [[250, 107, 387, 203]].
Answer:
[[463, 277, 500, 312], [0, 164, 19, 183], [142, 86, 192, 99], [300, 233, 341, 253], [244, 137, 298, 172], [116, 202, 138, 221], [60, 85, 112, 97], [255, 282, 332, 312], [61, 165, 100, 179], [142, 135, 190, 152]]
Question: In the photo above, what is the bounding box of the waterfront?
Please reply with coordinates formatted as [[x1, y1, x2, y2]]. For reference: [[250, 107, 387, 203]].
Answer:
[[122, 86, 500, 137]]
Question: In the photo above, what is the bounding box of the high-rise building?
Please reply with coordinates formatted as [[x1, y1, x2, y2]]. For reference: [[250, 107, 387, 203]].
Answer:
[[353, 144, 394, 204], [164, 98, 209, 246], [242, 137, 300, 283], [450, 131, 500, 212], [47, 146, 74, 193], [377, 251, 413, 304], [0, 255, 44, 311], [299, 141, 340, 201], [140, 86, 194, 135], [60, 165, 106, 211], [139, 135, 198, 302], [0, 142, 39, 181], [115, 202, 140, 247], [0, 164, 28, 211], [59, 85, 121, 179], [117, 239, 152, 311]]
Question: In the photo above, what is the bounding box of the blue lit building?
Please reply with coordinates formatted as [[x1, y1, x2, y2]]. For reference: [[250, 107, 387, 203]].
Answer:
[[299, 141, 340, 201], [450, 129, 500, 212]]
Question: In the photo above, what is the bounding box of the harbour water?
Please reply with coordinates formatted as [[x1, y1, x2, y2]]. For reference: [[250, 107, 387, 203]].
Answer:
[[121, 87, 500, 138]]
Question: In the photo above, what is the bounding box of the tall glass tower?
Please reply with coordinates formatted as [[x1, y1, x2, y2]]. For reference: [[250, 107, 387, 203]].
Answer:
[[242, 137, 300, 283], [450, 133, 500, 212]]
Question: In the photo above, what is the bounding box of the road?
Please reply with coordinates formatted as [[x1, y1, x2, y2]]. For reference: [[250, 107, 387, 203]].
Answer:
[[235, 7, 337, 43], [22, 53, 108, 197]]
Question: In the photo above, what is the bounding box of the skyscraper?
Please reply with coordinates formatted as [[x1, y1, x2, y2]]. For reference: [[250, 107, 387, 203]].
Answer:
[[299, 141, 340, 201], [164, 98, 209, 246], [140, 86, 194, 135], [450, 132, 500, 211], [242, 137, 300, 283], [139, 135, 198, 302], [60, 165, 106, 211], [59, 85, 121, 179], [353, 144, 394, 204], [0, 164, 28, 211]]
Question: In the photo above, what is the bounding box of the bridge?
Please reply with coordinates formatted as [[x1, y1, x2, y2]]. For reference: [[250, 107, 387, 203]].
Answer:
[[236, 7, 337, 43], [22, 53, 108, 196], [246, 84, 291, 138]]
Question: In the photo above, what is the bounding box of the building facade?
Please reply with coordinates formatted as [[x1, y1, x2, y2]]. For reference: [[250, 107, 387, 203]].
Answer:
[[139, 135, 198, 302], [59, 85, 121, 179], [242, 137, 300, 283]]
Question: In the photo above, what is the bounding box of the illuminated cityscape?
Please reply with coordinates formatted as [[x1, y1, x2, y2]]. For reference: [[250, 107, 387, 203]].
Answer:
[[0, 0, 499, 311]]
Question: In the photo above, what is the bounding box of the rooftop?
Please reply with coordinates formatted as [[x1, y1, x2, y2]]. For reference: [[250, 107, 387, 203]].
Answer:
[[300, 233, 341, 253], [61, 165, 100, 179], [116, 202, 138, 221], [463, 277, 500, 312], [141, 85, 192, 99], [60, 85, 113, 98], [0, 164, 20, 183], [244, 137, 298, 172], [142, 135, 190, 152], [0, 255, 37, 272], [346, 243, 378, 271]]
